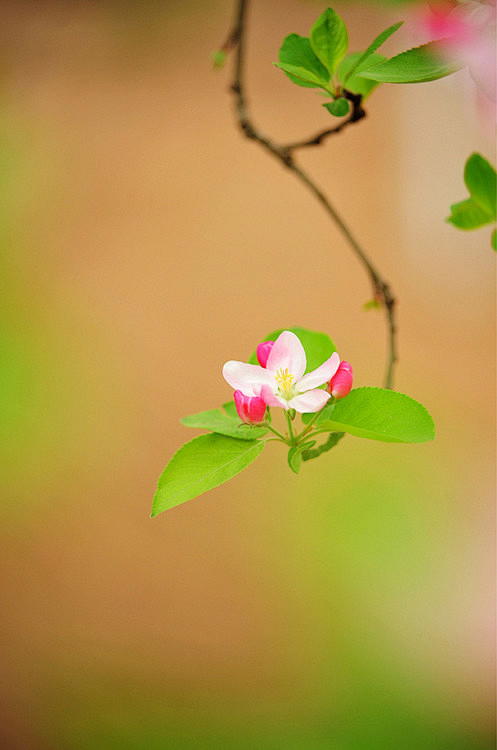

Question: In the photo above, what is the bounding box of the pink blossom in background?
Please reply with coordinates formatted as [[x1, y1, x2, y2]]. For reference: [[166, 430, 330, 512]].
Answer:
[[414, 0, 496, 101], [223, 330, 340, 413]]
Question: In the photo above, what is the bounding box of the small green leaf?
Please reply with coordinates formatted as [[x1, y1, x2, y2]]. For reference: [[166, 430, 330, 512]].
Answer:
[[313, 387, 435, 443], [492, 229, 497, 251], [464, 153, 496, 219], [181, 408, 267, 440], [248, 327, 336, 373], [337, 52, 386, 98], [324, 98, 350, 117], [288, 441, 316, 473], [278, 33, 330, 88], [310, 7, 349, 78], [302, 431, 344, 460], [274, 62, 330, 88], [212, 49, 227, 69], [447, 198, 494, 230], [358, 41, 462, 83], [341, 21, 403, 83], [152, 434, 265, 516], [362, 298, 381, 311]]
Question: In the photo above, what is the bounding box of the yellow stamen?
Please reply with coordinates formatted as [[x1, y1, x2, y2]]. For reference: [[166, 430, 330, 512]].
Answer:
[[275, 367, 294, 396]]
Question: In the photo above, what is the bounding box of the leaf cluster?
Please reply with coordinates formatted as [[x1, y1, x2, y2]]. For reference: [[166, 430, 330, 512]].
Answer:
[[274, 7, 462, 118], [152, 328, 434, 516], [447, 153, 497, 251]]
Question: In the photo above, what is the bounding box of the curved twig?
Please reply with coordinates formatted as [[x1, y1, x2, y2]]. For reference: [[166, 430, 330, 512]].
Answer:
[[224, 0, 397, 388]]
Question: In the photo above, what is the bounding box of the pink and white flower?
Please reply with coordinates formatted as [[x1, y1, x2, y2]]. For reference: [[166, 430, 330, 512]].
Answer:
[[233, 391, 267, 424], [223, 330, 340, 413]]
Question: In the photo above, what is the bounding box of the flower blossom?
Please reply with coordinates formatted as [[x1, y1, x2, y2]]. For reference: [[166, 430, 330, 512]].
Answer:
[[414, 0, 496, 102], [223, 330, 340, 413], [233, 390, 267, 424], [328, 361, 353, 399]]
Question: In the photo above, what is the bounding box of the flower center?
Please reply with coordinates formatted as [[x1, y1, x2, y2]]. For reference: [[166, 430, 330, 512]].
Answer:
[[275, 367, 295, 399]]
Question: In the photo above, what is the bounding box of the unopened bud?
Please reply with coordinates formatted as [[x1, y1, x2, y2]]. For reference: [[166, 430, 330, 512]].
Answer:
[[328, 361, 353, 399], [233, 390, 267, 424], [256, 340, 275, 368]]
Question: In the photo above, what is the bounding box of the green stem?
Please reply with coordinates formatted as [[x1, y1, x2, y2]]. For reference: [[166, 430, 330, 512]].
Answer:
[[285, 410, 296, 444], [264, 423, 287, 442]]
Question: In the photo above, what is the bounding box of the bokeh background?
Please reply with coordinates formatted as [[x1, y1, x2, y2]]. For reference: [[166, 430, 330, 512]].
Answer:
[[1, 0, 495, 747]]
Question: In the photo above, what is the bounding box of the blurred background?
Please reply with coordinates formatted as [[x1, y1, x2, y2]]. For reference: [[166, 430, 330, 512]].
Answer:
[[1, 0, 495, 747]]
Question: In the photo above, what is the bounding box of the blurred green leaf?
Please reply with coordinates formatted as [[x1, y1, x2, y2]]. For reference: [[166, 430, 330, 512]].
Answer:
[[314, 387, 435, 443], [302, 431, 345, 460], [310, 7, 349, 78], [277, 33, 330, 88], [358, 41, 462, 83], [152, 434, 265, 515], [341, 21, 403, 83], [324, 97, 350, 116], [446, 198, 493, 230], [463, 153, 496, 219], [248, 327, 336, 374], [338, 52, 386, 97], [181, 409, 267, 440]]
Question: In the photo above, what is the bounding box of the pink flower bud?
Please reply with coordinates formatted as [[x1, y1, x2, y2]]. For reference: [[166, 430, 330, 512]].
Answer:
[[256, 341, 274, 368], [328, 361, 353, 399], [233, 390, 267, 424]]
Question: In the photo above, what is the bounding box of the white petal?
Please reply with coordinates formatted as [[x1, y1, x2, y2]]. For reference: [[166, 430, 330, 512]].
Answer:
[[260, 384, 286, 408], [222, 361, 274, 396], [266, 330, 306, 380], [296, 352, 340, 392], [289, 389, 330, 413]]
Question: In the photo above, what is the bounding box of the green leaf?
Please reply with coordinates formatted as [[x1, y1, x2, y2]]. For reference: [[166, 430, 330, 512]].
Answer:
[[337, 52, 386, 98], [464, 153, 496, 219], [358, 41, 462, 83], [302, 431, 345, 460], [313, 387, 435, 443], [278, 33, 330, 88], [222, 400, 238, 419], [181, 408, 267, 440], [446, 198, 494, 230], [310, 7, 349, 78], [248, 327, 336, 373], [273, 62, 330, 88], [287, 440, 316, 473], [492, 229, 497, 251], [324, 98, 350, 117], [152, 434, 265, 516], [341, 21, 403, 83]]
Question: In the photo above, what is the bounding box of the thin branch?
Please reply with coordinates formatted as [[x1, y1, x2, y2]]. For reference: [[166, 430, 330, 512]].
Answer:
[[281, 92, 366, 154], [224, 0, 397, 389]]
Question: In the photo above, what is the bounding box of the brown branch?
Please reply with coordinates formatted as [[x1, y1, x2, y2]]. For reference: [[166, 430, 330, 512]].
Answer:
[[224, 0, 397, 389]]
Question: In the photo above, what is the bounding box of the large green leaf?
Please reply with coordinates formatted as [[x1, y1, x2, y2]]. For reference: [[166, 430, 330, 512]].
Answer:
[[313, 387, 435, 443], [277, 33, 330, 88], [358, 41, 462, 83], [464, 153, 496, 219], [337, 52, 386, 98], [446, 198, 494, 230], [341, 21, 403, 83], [181, 408, 267, 440], [248, 327, 336, 373], [273, 62, 330, 88], [310, 7, 349, 78], [152, 434, 265, 516]]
